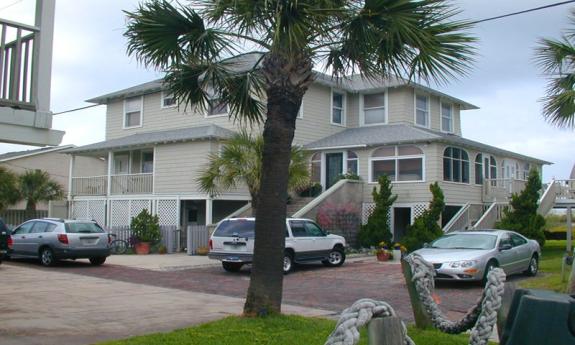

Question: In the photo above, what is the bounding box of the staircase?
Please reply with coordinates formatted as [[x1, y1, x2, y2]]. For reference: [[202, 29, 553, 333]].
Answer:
[[287, 196, 316, 217]]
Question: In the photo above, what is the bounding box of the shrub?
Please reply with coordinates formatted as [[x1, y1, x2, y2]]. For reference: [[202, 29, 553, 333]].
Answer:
[[496, 169, 546, 246], [130, 209, 161, 243], [298, 183, 323, 197], [402, 182, 445, 252], [316, 202, 361, 247], [358, 175, 397, 248]]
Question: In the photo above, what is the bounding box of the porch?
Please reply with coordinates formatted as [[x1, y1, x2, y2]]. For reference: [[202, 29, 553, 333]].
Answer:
[[482, 178, 527, 202]]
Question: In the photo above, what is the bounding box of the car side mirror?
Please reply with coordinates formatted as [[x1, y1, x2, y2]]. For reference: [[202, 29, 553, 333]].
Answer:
[[423, 243, 430, 248], [499, 244, 512, 251]]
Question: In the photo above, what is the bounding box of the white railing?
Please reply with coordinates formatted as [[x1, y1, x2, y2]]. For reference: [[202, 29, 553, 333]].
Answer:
[[537, 179, 559, 215], [483, 178, 526, 202], [111, 173, 153, 195], [554, 179, 575, 200], [443, 203, 470, 233], [0, 19, 38, 110], [472, 202, 507, 230], [71, 176, 107, 196]]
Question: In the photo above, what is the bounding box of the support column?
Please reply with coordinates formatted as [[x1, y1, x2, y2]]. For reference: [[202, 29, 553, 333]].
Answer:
[[567, 206, 573, 254], [205, 197, 213, 225], [67, 154, 75, 202], [107, 152, 113, 197]]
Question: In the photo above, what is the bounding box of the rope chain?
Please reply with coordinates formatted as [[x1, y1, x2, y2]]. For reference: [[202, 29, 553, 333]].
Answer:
[[325, 254, 506, 345]]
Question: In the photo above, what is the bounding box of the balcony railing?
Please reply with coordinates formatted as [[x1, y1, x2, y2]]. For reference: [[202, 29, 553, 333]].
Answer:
[[482, 178, 527, 202], [71, 176, 107, 196], [111, 173, 153, 195], [0, 19, 39, 110]]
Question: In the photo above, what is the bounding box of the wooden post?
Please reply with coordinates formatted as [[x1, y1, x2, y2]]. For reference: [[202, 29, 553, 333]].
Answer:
[[497, 282, 516, 342], [401, 259, 433, 329], [367, 317, 404, 345]]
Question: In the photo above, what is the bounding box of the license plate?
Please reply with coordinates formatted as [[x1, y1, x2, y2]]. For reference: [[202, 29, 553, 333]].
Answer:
[[225, 256, 240, 261], [80, 238, 98, 246]]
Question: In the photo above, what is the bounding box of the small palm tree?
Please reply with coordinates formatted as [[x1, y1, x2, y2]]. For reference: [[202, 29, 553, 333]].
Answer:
[[535, 10, 575, 129], [17, 170, 64, 212], [0, 167, 19, 211], [198, 131, 309, 215]]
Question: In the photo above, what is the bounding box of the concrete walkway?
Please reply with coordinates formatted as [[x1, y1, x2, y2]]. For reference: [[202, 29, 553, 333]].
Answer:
[[0, 264, 333, 345], [105, 253, 218, 271]]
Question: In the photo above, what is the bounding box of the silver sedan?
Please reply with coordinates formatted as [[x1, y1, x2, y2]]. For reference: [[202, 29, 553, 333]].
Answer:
[[412, 230, 541, 282]]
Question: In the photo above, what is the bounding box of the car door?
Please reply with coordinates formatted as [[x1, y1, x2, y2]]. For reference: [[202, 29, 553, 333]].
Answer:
[[27, 221, 53, 255], [304, 221, 332, 255], [11, 221, 35, 256], [510, 233, 532, 272], [288, 220, 315, 260], [495, 233, 515, 273]]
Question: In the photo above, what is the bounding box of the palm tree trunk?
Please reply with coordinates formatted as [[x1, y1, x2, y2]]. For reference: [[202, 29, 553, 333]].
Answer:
[[243, 53, 313, 316]]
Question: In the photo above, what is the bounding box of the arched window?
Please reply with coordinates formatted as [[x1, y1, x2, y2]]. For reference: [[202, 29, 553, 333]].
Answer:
[[489, 156, 497, 180], [443, 147, 469, 183], [370, 145, 424, 182], [346, 151, 358, 175], [310, 152, 321, 183], [475, 154, 483, 185]]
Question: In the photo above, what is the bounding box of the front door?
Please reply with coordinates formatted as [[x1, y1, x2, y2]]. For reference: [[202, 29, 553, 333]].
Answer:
[[393, 207, 411, 242], [325, 153, 343, 189]]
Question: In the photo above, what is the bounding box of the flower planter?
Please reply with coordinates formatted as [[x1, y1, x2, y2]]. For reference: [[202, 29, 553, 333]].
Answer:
[[134, 242, 151, 255], [376, 251, 390, 262]]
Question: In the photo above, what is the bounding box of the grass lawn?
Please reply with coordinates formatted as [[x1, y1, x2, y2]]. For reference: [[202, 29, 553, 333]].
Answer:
[[518, 240, 571, 292], [98, 315, 495, 345]]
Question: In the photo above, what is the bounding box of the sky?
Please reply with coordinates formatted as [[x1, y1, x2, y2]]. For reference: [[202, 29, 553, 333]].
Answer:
[[0, 0, 573, 181]]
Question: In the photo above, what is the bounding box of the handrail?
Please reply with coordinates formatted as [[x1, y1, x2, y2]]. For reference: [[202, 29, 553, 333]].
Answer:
[[537, 179, 557, 215], [0, 18, 40, 32], [442, 203, 470, 233], [473, 202, 507, 230], [292, 179, 362, 218]]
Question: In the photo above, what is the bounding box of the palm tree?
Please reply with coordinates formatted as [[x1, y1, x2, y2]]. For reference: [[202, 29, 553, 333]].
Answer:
[[0, 167, 19, 211], [17, 170, 64, 212], [535, 10, 575, 129], [198, 131, 309, 215], [124, 0, 475, 315]]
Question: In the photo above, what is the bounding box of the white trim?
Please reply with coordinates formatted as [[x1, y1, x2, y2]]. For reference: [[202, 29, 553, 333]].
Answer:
[[330, 88, 346, 126], [0, 145, 75, 163], [360, 91, 388, 126], [152, 147, 157, 193], [123, 96, 144, 129], [414, 93, 430, 128], [440, 101, 454, 133], [161, 91, 177, 109], [308, 144, 367, 151]]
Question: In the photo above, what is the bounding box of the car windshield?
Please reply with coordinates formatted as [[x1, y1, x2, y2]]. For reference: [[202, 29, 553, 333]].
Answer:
[[430, 234, 497, 250], [66, 222, 105, 234], [213, 220, 255, 238]]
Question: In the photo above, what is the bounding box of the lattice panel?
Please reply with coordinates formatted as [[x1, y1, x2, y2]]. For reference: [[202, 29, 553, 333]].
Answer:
[[361, 202, 391, 227], [411, 203, 429, 222], [88, 200, 107, 225], [72, 200, 89, 220], [156, 199, 179, 226], [111, 200, 130, 226], [130, 200, 152, 219]]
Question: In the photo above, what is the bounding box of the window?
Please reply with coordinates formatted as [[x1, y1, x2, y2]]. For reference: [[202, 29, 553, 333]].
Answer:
[[332, 91, 345, 125], [363, 93, 386, 125], [207, 98, 228, 116], [441, 102, 453, 132], [370, 145, 424, 182], [114, 153, 130, 174], [13, 222, 35, 235], [415, 94, 429, 127], [347, 151, 358, 175], [161, 92, 176, 108], [443, 147, 469, 183], [289, 221, 308, 237], [310, 152, 321, 183], [489, 156, 497, 180], [304, 221, 326, 236], [142, 151, 154, 173], [31, 222, 49, 233], [522, 163, 531, 180], [124, 97, 142, 128], [510, 233, 527, 247], [475, 154, 483, 185]]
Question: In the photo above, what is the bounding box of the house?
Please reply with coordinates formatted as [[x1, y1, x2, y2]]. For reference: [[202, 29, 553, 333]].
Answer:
[[65, 69, 550, 242], [0, 145, 106, 213]]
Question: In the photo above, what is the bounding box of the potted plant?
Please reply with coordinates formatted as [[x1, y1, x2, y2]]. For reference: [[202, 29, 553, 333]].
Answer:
[[376, 241, 392, 262], [393, 243, 406, 261], [130, 209, 161, 255]]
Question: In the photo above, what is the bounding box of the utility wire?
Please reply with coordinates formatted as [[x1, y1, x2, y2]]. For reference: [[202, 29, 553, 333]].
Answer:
[[470, 0, 575, 25], [52, 104, 102, 116]]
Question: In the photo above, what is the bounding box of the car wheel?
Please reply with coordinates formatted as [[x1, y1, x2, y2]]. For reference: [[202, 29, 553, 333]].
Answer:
[[323, 248, 346, 267], [40, 247, 56, 267], [524, 255, 538, 277], [283, 252, 294, 274], [482, 260, 498, 285], [222, 261, 243, 272], [89, 257, 106, 266]]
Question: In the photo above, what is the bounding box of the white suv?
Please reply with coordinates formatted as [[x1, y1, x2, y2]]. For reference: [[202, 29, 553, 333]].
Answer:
[[208, 218, 346, 273]]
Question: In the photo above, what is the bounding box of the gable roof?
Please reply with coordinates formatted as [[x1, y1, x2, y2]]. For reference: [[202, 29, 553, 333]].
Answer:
[[0, 145, 75, 162], [304, 124, 551, 165], [64, 124, 234, 154]]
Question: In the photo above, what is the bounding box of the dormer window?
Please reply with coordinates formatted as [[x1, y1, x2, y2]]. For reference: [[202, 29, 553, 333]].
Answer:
[[441, 102, 453, 132], [415, 94, 429, 127], [331, 90, 345, 125], [161, 91, 176, 108], [123, 96, 143, 129], [362, 93, 386, 125]]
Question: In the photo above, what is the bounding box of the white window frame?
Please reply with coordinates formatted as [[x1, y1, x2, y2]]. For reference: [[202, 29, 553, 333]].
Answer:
[[442, 147, 470, 184], [441, 101, 454, 133], [161, 91, 177, 109], [330, 89, 346, 126], [123, 96, 144, 129], [360, 92, 388, 126], [414, 93, 430, 128], [368, 146, 425, 184], [474, 153, 484, 186]]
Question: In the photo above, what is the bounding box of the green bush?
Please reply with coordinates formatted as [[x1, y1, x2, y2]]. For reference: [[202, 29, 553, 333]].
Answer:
[[402, 182, 445, 252], [130, 209, 161, 243], [358, 175, 397, 248], [496, 169, 546, 247]]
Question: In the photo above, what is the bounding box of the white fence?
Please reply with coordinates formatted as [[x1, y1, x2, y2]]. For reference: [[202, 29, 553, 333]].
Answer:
[[107, 225, 180, 254], [187, 225, 209, 255]]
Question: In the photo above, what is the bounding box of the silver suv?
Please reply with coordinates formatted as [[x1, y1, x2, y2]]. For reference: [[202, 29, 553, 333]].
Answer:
[[208, 218, 346, 273], [10, 218, 110, 266]]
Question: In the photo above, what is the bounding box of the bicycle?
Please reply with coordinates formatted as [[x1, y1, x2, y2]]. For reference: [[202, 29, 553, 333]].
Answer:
[[109, 233, 129, 255]]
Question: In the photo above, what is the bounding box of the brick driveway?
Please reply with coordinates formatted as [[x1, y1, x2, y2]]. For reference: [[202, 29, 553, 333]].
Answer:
[[9, 257, 486, 322]]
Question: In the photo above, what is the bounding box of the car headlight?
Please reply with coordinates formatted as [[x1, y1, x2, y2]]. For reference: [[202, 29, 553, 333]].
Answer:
[[448, 260, 478, 268]]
